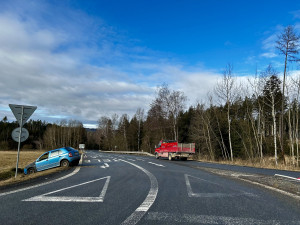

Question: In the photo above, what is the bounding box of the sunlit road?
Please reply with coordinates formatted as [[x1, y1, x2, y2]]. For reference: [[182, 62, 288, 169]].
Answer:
[[0, 151, 300, 225]]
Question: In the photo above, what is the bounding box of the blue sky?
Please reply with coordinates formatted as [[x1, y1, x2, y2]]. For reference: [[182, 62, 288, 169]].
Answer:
[[0, 0, 300, 128]]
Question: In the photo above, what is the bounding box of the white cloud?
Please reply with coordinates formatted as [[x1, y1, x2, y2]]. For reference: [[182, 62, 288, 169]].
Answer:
[[0, 1, 224, 127]]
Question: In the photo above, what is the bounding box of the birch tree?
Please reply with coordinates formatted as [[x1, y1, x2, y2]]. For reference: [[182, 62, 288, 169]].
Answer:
[[215, 63, 238, 161], [276, 25, 300, 163]]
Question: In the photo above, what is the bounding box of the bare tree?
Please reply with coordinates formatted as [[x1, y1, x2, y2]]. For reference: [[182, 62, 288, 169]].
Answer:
[[248, 70, 265, 159], [135, 108, 144, 151], [262, 65, 282, 165], [151, 83, 187, 141], [276, 25, 300, 163], [215, 63, 238, 161]]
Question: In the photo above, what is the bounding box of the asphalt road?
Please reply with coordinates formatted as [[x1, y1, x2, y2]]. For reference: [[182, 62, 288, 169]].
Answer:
[[0, 151, 300, 225]]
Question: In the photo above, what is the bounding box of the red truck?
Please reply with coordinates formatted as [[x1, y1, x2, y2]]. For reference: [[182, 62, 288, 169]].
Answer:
[[155, 140, 195, 161]]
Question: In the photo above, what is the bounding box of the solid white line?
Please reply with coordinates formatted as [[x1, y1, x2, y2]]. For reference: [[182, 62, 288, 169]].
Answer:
[[148, 162, 165, 167], [23, 176, 111, 203], [274, 174, 300, 181], [0, 154, 84, 197], [120, 159, 158, 225]]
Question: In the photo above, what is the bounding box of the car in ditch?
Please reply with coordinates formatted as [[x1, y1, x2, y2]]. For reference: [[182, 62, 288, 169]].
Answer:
[[24, 147, 81, 175]]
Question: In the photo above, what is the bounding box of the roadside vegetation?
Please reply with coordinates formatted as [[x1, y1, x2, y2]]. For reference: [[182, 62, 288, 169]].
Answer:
[[0, 25, 300, 176]]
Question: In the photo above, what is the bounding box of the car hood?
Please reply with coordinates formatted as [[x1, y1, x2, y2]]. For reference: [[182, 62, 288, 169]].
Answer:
[[25, 162, 36, 169]]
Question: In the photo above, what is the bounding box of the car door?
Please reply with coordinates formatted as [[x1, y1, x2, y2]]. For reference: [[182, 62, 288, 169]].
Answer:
[[35, 152, 50, 171], [47, 150, 61, 168]]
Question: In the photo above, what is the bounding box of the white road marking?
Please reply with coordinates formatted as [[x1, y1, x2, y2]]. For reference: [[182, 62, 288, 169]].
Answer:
[[98, 159, 101, 162], [87, 160, 91, 163], [0, 154, 84, 197], [148, 162, 165, 167], [120, 159, 158, 225], [103, 159, 111, 162], [145, 212, 300, 225], [275, 174, 300, 181], [127, 159, 136, 161], [184, 174, 256, 198], [23, 176, 111, 202], [100, 163, 109, 169]]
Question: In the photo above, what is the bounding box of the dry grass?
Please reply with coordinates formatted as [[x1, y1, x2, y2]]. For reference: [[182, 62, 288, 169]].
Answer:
[[0, 150, 69, 187], [196, 154, 300, 172]]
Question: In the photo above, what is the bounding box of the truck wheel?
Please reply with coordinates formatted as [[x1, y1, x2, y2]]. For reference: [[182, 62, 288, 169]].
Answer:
[[181, 157, 187, 161], [168, 153, 173, 161], [155, 153, 159, 159]]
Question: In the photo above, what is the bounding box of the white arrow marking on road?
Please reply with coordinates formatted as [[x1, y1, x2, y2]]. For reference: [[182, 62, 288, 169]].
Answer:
[[23, 176, 111, 203], [184, 174, 256, 198], [148, 162, 165, 167], [100, 163, 109, 169]]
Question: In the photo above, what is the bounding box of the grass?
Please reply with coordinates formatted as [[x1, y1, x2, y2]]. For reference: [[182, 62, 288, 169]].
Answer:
[[195, 154, 300, 172], [0, 150, 69, 187]]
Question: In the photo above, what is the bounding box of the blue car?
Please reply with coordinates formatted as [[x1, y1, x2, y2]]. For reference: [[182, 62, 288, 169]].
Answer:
[[24, 147, 81, 175]]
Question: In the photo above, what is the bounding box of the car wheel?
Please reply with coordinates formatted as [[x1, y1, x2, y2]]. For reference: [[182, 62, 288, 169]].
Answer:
[[28, 168, 35, 174], [60, 160, 69, 168], [155, 153, 159, 159]]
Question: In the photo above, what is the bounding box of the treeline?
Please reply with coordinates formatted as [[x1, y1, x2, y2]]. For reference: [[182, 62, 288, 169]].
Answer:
[[0, 118, 86, 150]]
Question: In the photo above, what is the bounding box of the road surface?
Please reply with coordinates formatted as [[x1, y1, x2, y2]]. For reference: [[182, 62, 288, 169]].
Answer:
[[0, 151, 300, 225]]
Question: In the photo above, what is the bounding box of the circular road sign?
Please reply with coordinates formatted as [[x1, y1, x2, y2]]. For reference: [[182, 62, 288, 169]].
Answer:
[[11, 127, 29, 142]]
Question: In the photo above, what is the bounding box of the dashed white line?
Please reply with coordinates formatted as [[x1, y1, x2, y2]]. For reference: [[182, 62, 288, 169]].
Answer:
[[103, 159, 111, 162], [148, 162, 165, 167]]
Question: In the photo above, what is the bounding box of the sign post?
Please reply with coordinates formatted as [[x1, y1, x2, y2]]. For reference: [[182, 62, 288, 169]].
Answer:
[[9, 104, 37, 178]]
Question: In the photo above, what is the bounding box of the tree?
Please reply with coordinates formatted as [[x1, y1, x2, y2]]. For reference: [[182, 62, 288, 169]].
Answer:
[[135, 108, 144, 151], [215, 63, 238, 161], [262, 65, 283, 165], [150, 83, 187, 141], [276, 25, 300, 163]]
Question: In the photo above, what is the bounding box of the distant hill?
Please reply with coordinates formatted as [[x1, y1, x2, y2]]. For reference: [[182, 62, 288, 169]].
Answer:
[[85, 128, 96, 132]]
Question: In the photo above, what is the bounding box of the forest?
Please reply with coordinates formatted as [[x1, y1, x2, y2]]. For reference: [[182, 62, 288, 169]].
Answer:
[[0, 25, 299, 168]]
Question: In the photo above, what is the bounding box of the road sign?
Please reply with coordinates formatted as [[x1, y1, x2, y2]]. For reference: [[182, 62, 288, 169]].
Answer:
[[9, 104, 37, 178], [9, 104, 37, 126], [11, 127, 29, 142]]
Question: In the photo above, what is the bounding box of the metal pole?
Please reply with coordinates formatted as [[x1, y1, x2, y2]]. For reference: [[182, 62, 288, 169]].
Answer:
[[15, 106, 24, 178]]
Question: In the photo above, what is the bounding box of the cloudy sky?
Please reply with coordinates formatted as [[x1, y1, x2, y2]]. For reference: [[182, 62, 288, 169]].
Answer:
[[0, 0, 300, 128]]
